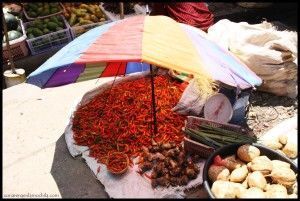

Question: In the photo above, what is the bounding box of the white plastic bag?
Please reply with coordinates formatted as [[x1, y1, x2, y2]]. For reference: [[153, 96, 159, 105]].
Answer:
[[172, 79, 211, 116]]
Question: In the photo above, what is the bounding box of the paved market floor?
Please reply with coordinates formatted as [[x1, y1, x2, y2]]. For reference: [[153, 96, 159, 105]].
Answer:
[[3, 78, 208, 198], [3, 79, 110, 198]]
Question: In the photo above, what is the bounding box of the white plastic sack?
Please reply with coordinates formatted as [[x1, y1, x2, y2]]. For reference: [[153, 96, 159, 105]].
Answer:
[[207, 19, 298, 98], [172, 79, 215, 116], [64, 72, 206, 198]]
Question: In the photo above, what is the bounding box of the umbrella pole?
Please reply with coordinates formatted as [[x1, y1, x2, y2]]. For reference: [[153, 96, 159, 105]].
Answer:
[[150, 64, 158, 135], [119, 2, 124, 19], [2, 9, 16, 74]]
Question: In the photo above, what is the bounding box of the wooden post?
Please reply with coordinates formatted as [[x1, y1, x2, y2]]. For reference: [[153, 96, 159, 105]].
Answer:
[[146, 4, 150, 15], [2, 10, 16, 74], [150, 64, 158, 135], [119, 2, 124, 19]]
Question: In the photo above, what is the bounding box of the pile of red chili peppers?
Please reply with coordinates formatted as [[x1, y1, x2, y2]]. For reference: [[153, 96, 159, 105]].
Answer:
[[72, 75, 186, 165]]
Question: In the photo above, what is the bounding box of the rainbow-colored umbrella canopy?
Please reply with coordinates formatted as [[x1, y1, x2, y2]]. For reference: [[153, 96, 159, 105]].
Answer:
[[27, 15, 262, 89]]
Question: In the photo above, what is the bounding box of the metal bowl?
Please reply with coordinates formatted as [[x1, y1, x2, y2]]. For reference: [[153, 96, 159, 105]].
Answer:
[[203, 143, 298, 198]]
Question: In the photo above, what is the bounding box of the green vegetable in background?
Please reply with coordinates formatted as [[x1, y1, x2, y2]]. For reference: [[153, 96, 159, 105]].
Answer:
[[184, 124, 257, 149], [32, 28, 43, 37], [28, 33, 35, 39], [47, 22, 58, 31], [42, 28, 50, 34]]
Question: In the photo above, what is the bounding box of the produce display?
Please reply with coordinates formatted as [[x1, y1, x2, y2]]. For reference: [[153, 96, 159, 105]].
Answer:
[[72, 75, 185, 172], [4, 12, 19, 31], [25, 16, 66, 39], [184, 124, 257, 149], [24, 3, 62, 18], [63, 3, 107, 26], [3, 12, 23, 43], [3, 30, 23, 43], [261, 130, 298, 159], [209, 144, 298, 198], [102, 2, 135, 15], [137, 142, 200, 188]]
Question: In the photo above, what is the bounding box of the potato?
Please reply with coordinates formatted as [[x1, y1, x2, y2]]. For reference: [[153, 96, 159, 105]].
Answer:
[[211, 180, 236, 198], [231, 182, 247, 198], [237, 144, 260, 162], [278, 134, 288, 145], [250, 156, 272, 175], [287, 181, 297, 194], [211, 180, 246, 198], [264, 183, 271, 191], [241, 174, 249, 188], [263, 139, 283, 150], [265, 184, 288, 198], [282, 140, 298, 158], [246, 162, 252, 170], [292, 182, 297, 194], [270, 167, 297, 188], [239, 187, 266, 198], [248, 171, 267, 190], [288, 194, 298, 198], [208, 165, 230, 182], [223, 155, 245, 171], [271, 160, 291, 169], [229, 165, 248, 182]]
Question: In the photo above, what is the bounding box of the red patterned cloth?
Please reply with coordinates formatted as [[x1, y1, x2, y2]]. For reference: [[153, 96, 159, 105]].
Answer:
[[151, 2, 214, 31]]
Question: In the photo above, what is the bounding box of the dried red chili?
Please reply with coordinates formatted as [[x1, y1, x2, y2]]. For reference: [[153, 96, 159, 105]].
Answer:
[[72, 75, 186, 168]]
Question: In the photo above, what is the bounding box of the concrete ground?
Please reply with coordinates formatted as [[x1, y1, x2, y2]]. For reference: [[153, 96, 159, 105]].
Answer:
[[2, 78, 208, 198], [3, 4, 296, 198], [3, 79, 110, 198]]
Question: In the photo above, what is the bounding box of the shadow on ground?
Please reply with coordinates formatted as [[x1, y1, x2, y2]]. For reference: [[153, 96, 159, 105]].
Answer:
[[50, 134, 109, 198], [249, 91, 297, 108]]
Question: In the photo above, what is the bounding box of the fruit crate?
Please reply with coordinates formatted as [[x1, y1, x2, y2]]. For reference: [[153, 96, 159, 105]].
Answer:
[[183, 116, 254, 158], [3, 19, 29, 62], [69, 20, 113, 39], [22, 15, 72, 55], [62, 4, 112, 39], [23, 3, 64, 21]]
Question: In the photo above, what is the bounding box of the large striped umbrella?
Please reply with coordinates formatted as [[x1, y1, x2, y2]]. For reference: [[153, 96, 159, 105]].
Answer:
[[27, 15, 262, 134], [27, 15, 261, 89]]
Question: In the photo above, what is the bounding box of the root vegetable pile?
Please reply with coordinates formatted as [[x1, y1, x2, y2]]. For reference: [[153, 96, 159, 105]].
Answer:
[[209, 144, 298, 198], [262, 131, 298, 159], [137, 142, 200, 188], [72, 75, 185, 167]]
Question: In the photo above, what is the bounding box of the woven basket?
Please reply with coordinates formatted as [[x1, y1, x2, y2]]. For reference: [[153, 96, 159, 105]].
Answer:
[[2, 19, 29, 61], [184, 137, 215, 158]]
